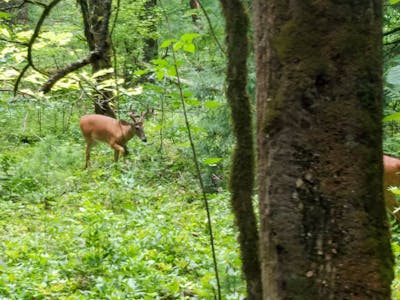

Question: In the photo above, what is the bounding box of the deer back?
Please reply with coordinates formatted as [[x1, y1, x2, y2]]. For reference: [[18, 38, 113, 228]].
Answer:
[[80, 114, 134, 145]]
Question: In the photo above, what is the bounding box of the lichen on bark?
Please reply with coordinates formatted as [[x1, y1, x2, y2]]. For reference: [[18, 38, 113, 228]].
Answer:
[[254, 0, 393, 299]]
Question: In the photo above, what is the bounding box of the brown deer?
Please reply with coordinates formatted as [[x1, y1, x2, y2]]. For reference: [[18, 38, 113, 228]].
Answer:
[[80, 112, 148, 168], [383, 154, 400, 220]]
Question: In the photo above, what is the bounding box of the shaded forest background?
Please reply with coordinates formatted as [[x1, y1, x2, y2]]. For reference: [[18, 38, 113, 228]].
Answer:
[[0, 0, 400, 298]]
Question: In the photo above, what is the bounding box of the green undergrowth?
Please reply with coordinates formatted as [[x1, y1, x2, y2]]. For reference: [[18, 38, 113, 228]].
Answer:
[[0, 121, 244, 299]]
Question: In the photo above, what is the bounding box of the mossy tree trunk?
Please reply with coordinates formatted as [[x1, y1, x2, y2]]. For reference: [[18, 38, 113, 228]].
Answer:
[[219, 1, 262, 299], [254, 1, 393, 299], [78, 0, 116, 118]]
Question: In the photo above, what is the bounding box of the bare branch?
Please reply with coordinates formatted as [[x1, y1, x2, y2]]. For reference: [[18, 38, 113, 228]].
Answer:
[[12, 0, 62, 95], [198, 0, 226, 55], [2, 0, 45, 11], [40, 50, 101, 93], [40, 0, 113, 94], [0, 36, 28, 46], [384, 26, 400, 37]]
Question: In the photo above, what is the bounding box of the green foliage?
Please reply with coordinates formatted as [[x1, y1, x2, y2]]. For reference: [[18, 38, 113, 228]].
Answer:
[[0, 0, 245, 298], [0, 99, 244, 298]]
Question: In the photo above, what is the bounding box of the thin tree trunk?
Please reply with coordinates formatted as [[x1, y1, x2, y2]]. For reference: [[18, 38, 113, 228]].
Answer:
[[254, 1, 393, 299], [220, 1, 262, 299], [78, 0, 115, 118]]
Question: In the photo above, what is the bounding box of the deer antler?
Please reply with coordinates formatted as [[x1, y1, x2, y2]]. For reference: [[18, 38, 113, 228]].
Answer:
[[140, 106, 156, 122], [128, 112, 141, 123]]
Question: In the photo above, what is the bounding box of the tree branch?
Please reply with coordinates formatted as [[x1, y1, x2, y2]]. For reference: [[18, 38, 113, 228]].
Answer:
[[384, 26, 400, 37], [41, 0, 112, 94], [13, 0, 62, 95], [0, 36, 28, 46], [198, 0, 225, 55], [39, 51, 101, 93]]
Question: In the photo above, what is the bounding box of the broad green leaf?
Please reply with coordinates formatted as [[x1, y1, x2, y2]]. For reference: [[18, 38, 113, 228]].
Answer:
[[124, 86, 143, 96], [97, 78, 124, 90], [205, 101, 222, 108], [173, 41, 184, 51], [92, 68, 114, 79], [20, 88, 36, 97], [160, 39, 175, 48], [175, 60, 184, 67], [152, 124, 163, 131], [1, 45, 17, 57], [53, 78, 79, 90], [167, 66, 176, 76], [0, 69, 18, 80], [388, 186, 400, 195], [390, 0, 400, 4], [183, 43, 195, 53], [156, 70, 165, 80], [16, 30, 33, 42], [0, 11, 10, 20], [203, 157, 222, 165], [383, 112, 400, 122], [386, 65, 400, 85], [151, 58, 168, 67], [25, 73, 46, 84], [41, 31, 73, 45], [190, 126, 205, 133], [134, 69, 149, 75], [180, 33, 200, 42], [0, 28, 10, 38], [185, 98, 201, 105], [183, 90, 193, 97]]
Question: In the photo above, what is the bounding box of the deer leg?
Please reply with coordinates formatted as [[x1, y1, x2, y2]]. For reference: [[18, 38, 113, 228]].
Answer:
[[85, 142, 93, 169], [114, 149, 119, 162], [111, 143, 125, 162], [123, 145, 129, 156]]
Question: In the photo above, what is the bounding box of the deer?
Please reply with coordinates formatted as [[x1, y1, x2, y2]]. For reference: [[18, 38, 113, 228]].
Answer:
[[80, 111, 148, 168], [383, 154, 400, 220]]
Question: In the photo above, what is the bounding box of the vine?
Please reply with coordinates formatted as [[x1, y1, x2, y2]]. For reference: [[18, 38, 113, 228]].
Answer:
[[158, 1, 222, 298]]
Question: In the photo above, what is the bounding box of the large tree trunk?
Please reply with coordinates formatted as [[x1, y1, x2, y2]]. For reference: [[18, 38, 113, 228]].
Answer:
[[78, 0, 115, 118], [254, 1, 393, 299], [219, 0, 262, 299]]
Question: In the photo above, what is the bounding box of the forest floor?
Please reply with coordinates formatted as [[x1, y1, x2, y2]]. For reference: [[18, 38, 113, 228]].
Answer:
[[0, 106, 245, 299], [1, 103, 400, 299]]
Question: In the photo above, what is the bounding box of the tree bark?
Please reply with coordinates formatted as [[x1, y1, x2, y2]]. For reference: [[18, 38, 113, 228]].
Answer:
[[189, 0, 202, 29], [0, 0, 29, 25], [254, 1, 393, 299], [219, 1, 262, 299], [78, 0, 116, 118]]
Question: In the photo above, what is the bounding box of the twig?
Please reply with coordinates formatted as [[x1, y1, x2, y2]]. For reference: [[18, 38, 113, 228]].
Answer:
[[13, 0, 62, 95], [197, 0, 225, 56]]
